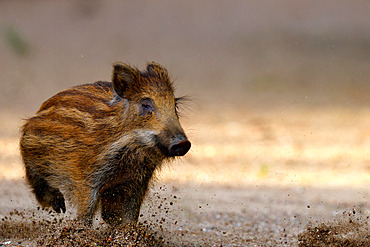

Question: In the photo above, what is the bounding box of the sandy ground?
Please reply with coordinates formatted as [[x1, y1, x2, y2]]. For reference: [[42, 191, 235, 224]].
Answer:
[[0, 1, 370, 246]]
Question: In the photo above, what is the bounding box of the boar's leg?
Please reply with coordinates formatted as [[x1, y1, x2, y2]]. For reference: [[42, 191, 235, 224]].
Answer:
[[25, 165, 66, 213], [74, 187, 100, 225], [100, 184, 144, 226]]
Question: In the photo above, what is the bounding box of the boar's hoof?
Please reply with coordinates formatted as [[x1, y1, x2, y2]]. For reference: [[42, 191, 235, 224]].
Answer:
[[51, 191, 66, 213]]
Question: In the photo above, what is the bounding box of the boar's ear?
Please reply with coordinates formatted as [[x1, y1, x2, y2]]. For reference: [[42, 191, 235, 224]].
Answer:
[[146, 62, 170, 81], [112, 62, 139, 98]]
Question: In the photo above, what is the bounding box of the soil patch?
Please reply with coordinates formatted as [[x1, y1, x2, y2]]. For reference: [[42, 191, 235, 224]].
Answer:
[[298, 214, 370, 246]]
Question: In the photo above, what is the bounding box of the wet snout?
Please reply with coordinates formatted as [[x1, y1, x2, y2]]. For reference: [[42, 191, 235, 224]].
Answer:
[[169, 135, 191, 156]]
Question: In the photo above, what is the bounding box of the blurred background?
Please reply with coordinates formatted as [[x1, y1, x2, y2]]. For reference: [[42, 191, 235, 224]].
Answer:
[[0, 0, 369, 186]]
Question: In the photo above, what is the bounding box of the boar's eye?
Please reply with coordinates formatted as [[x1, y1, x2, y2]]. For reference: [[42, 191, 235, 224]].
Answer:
[[140, 98, 155, 116]]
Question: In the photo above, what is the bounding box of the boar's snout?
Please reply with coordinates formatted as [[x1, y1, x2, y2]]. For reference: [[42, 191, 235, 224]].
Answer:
[[168, 135, 191, 157]]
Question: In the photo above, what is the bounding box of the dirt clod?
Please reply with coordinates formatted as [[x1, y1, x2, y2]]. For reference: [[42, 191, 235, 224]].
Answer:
[[298, 216, 370, 247], [0, 217, 167, 246]]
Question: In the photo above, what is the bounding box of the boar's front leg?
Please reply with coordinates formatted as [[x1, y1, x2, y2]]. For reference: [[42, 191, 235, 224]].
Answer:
[[75, 186, 100, 225], [100, 184, 147, 226]]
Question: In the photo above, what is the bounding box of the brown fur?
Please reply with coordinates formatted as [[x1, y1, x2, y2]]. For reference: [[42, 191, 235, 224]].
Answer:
[[20, 62, 191, 225]]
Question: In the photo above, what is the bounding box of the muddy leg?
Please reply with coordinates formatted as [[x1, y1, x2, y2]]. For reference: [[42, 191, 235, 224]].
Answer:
[[100, 185, 143, 226], [25, 167, 66, 213], [75, 188, 99, 226]]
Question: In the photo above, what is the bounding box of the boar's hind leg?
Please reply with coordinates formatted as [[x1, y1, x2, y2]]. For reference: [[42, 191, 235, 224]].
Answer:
[[100, 185, 142, 226], [25, 166, 66, 213]]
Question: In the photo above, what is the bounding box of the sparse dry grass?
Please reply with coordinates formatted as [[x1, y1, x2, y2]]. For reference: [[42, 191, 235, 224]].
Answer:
[[165, 108, 370, 188]]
